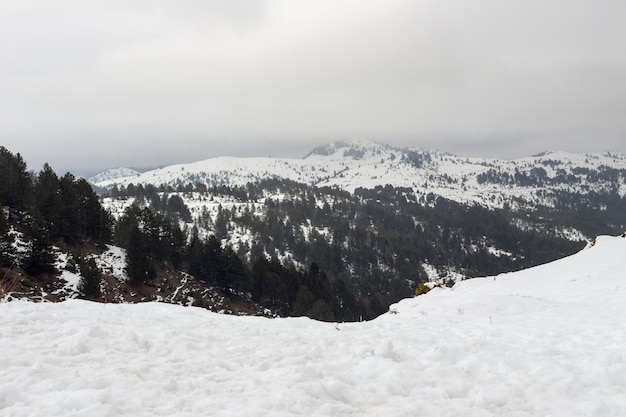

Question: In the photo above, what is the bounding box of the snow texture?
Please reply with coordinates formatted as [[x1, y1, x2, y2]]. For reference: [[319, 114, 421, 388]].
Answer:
[[2, 235, 625, 416], [92, 245, 128, 282]]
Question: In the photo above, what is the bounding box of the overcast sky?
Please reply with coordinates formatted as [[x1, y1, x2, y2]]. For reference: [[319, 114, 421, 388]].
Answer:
[[1, 0, 625, 175]]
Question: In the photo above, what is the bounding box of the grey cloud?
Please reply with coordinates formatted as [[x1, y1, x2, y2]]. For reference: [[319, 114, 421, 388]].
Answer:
[[1, 0, 625, 174]]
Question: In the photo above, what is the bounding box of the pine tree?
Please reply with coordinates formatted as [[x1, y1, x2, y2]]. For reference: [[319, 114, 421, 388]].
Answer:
[[0, 147, 33, 213], [169, 225, 187, 269], [58, 172, 80, 241], [187, 229, 204, 278], [115, 205, 142, 248], [125, 224, 155, 284], [78, 257, 101, 299], [292, 285, 316, 317], [307, 299, 336, 322], [34, 163, 62, 237], [23, 211, 56, 275], [220, 246, 252, 292], [0, 209, 15, 267]]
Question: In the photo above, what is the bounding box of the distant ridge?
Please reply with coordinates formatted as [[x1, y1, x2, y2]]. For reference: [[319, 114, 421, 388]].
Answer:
[[92, 140, 626, 212], [88, 167, 142, 184]]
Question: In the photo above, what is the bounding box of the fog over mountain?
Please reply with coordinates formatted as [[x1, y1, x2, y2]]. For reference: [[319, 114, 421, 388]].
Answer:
[[2, 1, 625, 174]]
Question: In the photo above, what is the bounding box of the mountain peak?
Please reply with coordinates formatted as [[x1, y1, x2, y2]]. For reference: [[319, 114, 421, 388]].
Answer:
[[304, 140, 395, 160]]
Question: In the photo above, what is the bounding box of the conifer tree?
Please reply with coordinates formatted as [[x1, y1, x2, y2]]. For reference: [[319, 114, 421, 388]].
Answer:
[[292, 285, 316, 317], [125, 224, 155, 284], [0, 209, 15, 267], [58, 172, 80, 241], [220, 246, 252, 292], [169, 225, 187, 269], [78, 257, 101, 299], [23, 210, 56, 274], [34, 164, 61, 237], [115, 205, 141, 248], [0, 147, 33, 213], [186, 229, 204, 278], [75, 178, 113, 243], [307, 299, 336, 322]]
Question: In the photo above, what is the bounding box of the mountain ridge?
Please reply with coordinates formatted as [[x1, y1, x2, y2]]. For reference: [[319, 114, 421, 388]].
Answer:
[[92, 140, 626, 211]]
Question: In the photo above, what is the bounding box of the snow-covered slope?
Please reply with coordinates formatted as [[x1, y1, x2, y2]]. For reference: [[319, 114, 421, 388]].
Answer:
[[94, 141, 626, 210], [88, 167, 141, 184], [2, 235, 625, 416]]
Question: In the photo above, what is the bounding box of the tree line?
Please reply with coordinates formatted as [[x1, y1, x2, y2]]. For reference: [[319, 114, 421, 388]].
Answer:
[[0, 146, 368, 320], [111, 178, 591, 316], [1, 147, 113, 274]]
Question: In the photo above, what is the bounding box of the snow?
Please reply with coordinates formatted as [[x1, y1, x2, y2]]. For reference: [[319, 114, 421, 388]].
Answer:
[[88, 167, 141, 184], [92, 245, 128, 282], [94, 141, 626, 212], [2, 235, 626, 416], [58, 270, 81, 294]]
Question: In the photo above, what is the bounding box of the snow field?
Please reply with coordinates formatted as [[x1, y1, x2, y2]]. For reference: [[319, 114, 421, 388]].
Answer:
[[2, 236, 626, 416]]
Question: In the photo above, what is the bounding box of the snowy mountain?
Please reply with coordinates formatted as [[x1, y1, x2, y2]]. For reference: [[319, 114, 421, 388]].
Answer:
[[94, 140, 626, 211], [88, 167, 142, 184], [3, 234, 625, 416], [92, 140, 626, 288]]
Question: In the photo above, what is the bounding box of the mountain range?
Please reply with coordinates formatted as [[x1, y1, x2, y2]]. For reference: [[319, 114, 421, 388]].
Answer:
[[86, 140, 626, 303], [92, 140, 626, 213], [3, 141, 625, 322]]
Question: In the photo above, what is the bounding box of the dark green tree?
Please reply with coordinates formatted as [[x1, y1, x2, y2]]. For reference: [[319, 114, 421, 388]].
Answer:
[[115, 205, 142, 248], [22, 211, 56, 274], [34, 163, 61, 236], [169, 225, 187, 269], [0, 209, 15, 267], [220, 246, 252, 292], [186, 230, 204, 278], [78, 257, 102, 299], [74, 177, 113, 243], [58, 172, 80, 241], [307, 299, 336, 322], [125, 224, 155, 284], [291, 285, 316, 317], [0, 147, 33, 213]]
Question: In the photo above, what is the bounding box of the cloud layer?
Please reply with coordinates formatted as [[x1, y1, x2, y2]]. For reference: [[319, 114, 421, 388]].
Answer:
[[1, 0, 625, 173]]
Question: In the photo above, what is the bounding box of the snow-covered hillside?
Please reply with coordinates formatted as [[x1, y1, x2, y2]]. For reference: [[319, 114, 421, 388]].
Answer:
[[88, 167, 141, 184], [93, 140, 626, 210], [2, 235, 625, 416]]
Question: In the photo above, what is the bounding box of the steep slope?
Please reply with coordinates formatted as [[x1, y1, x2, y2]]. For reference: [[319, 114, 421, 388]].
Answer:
[[94, 140, 626, 211], [2, 235, 625, 416]]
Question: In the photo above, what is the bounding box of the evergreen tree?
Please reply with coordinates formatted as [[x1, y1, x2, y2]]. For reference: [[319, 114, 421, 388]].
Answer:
[[78, 178, 114, 244], [292, 285, 316, 317], [78, 257, 101, 299], [251, 256, 288, 312], [307, 299, 336, 322], [186, 230, 204, 278], [57, 172, 84, 241], [169, 225, 187, 269], [22, 211, 56, 274], [115, 205, 141, 248], [125, 224, 155, 284], [0, 209, 15, 267], [0, 147, 33, 213], [34, 163, 61, 236], [220, 246, 252, 293], [204, 235, 224, 286]]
